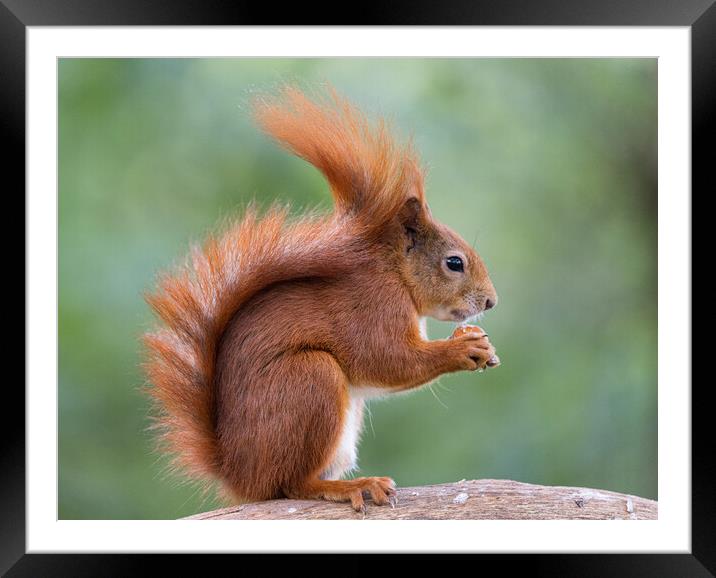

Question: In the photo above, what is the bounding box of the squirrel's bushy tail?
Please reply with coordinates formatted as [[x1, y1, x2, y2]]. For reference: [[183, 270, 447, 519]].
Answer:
[[252, 85, 425, 236], [143, 206, 353, 487]]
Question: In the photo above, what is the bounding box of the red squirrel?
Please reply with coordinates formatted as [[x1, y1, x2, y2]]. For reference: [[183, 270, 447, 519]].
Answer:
[[143, 86, 499, 512]]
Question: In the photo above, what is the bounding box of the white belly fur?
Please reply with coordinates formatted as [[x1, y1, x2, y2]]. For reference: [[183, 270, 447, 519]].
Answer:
[[321, 318, 428, 480], [321, 385, 386, 480], [418, 316, 428, 340]]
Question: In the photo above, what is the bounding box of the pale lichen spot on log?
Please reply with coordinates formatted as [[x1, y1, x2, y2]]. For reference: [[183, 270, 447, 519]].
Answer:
[[453, 492, 470, 505], [571, 489, 613, 510]]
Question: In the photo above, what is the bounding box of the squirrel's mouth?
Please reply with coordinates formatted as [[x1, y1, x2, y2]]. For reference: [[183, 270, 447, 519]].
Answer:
[[428, 305, 484, 323], [450, 308, 484, 322], [450, 309, 469, 321]]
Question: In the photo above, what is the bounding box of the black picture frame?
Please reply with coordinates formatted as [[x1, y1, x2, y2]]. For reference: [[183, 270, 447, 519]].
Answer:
[[8, 1, 708, 575]]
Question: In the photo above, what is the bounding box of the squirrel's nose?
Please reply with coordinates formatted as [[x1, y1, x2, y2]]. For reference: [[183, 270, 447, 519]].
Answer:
[[485, 297, 496, 310]]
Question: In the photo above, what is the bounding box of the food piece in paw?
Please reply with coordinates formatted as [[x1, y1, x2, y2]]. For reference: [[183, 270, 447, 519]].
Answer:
[[450, 325, 501, 369], [449, 324, 488, 340]]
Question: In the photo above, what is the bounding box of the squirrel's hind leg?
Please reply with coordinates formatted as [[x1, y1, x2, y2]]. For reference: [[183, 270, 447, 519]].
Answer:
[[284, 476, 396, 513], [270, 354, 396, 512], [218, 348, 396, 511]]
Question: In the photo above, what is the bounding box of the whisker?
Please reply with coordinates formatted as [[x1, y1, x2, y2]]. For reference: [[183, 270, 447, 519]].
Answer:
[[365, 402, 376, 438], [427, 382, 449, 410]]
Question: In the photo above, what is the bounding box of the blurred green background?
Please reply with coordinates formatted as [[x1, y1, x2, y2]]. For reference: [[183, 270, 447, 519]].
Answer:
[[59, 58, 657, 519]]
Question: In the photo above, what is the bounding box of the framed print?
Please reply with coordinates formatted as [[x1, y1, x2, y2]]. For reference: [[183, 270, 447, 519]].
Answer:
[[10, 1, 709, 575]]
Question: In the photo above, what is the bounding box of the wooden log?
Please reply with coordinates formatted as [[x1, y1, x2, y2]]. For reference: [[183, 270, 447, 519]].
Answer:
[[184, 479, 657, 520]]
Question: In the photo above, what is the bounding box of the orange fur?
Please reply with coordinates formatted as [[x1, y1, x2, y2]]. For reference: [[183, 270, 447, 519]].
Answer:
[[143, 86, 498, 511], [252, 86, 424, 238]]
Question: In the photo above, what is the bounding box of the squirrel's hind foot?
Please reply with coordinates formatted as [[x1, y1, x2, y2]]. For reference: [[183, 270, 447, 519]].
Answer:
[[285, 476, 396, 512]]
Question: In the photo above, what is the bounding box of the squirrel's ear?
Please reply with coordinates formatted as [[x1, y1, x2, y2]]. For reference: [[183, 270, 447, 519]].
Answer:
[[398, 197, 424, 226], [397, 196, 427, 253], [397, 159, 427, 227]]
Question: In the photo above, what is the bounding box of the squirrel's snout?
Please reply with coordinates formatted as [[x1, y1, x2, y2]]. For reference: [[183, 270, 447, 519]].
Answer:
[[475, 291, 497, 313]]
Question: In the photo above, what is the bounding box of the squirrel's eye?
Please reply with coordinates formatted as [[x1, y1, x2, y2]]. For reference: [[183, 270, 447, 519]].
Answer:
[[445, 256, 464, 272]]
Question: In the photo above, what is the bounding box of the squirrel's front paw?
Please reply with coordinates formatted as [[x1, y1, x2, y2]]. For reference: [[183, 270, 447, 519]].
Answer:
[[448, 325, 499, 371]]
